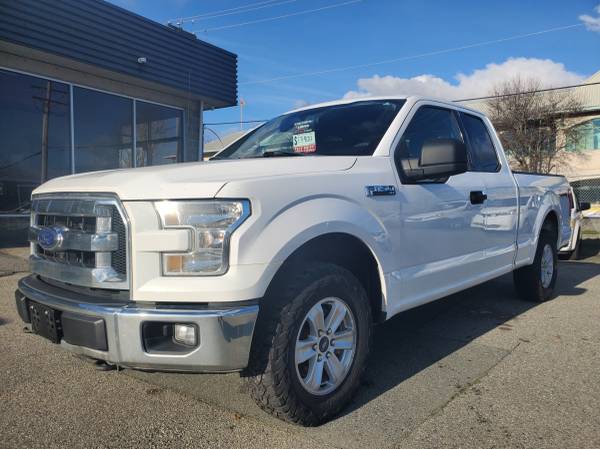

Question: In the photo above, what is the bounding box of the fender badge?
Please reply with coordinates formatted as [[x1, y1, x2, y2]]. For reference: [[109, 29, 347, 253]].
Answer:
[[365, 185, 396, 197]]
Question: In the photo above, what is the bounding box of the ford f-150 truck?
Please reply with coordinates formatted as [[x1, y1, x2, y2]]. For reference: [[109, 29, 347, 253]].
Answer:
[[16, 96, 571, 425]]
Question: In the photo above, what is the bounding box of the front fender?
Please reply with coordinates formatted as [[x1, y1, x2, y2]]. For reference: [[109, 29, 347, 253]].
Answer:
[[229, 194, 392, 301]]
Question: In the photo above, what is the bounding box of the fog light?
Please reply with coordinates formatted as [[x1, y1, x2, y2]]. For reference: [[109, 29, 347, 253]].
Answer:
[[173, 323, 197, 346]]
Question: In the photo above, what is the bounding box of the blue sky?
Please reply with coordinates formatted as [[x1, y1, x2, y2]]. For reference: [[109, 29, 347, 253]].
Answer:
[[111, 0, 600, 134]]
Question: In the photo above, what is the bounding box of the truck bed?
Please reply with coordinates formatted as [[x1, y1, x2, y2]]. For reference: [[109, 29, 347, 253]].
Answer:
[[513, 171, 572, 250]]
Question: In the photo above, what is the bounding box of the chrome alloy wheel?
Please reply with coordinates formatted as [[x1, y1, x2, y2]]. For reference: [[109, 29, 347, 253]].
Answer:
[[541, 243, 554, 288], [294, 297, 356, 396]]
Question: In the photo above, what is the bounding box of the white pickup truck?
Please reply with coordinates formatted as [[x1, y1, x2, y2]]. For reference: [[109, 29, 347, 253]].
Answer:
[[16, 96, 571, 425]]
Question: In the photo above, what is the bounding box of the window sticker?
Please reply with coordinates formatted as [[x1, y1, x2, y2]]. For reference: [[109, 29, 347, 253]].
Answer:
[[292, 120, 317, 153]]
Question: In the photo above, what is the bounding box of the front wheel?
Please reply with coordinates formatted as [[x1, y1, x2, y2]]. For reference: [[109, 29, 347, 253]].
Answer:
[[245, 263, 372, 426], [513, 230, 558, 302]]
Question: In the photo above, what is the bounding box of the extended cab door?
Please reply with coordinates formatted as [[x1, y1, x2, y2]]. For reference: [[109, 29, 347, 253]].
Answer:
[[388, 103, 490, 313], [457, 111, 518, 275]]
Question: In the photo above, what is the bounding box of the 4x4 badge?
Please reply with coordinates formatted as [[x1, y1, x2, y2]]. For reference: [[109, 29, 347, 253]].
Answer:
[[365, 185, 396, 197]]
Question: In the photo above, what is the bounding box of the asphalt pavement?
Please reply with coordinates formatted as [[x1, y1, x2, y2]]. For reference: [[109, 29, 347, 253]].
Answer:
[[1, 240, 599, 449]]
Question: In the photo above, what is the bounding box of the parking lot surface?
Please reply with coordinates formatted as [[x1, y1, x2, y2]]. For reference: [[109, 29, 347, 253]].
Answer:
[[1, 241, 600, 449]]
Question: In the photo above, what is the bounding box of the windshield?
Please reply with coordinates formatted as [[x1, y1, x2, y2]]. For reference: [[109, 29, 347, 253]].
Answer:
[[212, 100, 405, 160]]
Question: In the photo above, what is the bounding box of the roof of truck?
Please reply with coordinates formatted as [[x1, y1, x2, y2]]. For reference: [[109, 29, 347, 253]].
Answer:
[[285, 95, 484, 116]]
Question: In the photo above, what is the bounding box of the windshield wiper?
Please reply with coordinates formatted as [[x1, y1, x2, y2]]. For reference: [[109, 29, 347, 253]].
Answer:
[[262, 150, 305, 157]]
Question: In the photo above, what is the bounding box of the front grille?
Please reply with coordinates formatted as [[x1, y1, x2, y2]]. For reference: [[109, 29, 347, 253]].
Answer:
[[37, 213, 97, 232], [35, 211, 99, 269], [29, 194, 129, 290], [35, 243, 97, 268], [111, 206, 127, 275]]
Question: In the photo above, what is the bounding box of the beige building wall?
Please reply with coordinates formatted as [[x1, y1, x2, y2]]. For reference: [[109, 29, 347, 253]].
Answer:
[[556, 113, 600, 180], [561, 145, 600, 180]]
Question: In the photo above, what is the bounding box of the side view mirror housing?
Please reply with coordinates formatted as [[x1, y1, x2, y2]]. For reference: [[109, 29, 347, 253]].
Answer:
[[404, 138, 468, 183], [579, 201, 591, 212]]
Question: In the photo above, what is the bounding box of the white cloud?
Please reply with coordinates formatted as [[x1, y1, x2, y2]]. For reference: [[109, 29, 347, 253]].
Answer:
[[293, 99, 310, 109], [343, 57, 585, 100], [580, 4, 600, 33]]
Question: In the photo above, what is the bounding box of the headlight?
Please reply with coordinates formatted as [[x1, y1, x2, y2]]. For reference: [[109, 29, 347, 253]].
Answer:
[[154, 200, 250, 276]]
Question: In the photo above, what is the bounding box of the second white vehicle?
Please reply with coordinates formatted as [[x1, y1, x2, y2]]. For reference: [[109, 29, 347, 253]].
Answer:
[[559, 186, 590, 260], [16, 96, 571, 425]]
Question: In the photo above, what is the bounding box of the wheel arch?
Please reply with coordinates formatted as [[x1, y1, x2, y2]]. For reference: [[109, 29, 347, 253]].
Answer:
[[541, 209, 559, 245], [264, 232, 387, 323]]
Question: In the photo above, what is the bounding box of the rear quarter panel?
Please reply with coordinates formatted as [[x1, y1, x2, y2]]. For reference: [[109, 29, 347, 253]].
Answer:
[[513, 173, 571, 267]]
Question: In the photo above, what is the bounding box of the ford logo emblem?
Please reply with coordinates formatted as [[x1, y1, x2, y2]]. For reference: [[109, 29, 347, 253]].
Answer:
[[37, 226, 65, 251]]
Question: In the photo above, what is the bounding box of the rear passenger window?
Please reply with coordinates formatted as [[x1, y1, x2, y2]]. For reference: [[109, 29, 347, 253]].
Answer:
[[460, 113, 499, 172], [396, 106, 463, 175]]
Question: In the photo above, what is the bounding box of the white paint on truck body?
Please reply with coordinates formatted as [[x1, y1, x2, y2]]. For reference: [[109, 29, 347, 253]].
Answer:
[[32, 95, 571, 320]]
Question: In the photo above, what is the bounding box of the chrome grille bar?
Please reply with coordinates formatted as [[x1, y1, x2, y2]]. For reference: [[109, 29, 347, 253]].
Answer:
[[29, 194, 130, 290], [28, 226, 118, 252], [30, 256, 126, 287]]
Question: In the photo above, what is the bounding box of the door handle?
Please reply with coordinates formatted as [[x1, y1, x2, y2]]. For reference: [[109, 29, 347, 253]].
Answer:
[[470, 191, 487, 205]]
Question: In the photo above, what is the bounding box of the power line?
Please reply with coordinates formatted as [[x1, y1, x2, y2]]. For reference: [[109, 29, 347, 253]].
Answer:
[[239, 23, 584, 85], [169, 0, 282, 24], [193, 0, 363, 33], [204, 81, 600, 127], [169, 0, 298, 25], [454, 81, 600, 102]]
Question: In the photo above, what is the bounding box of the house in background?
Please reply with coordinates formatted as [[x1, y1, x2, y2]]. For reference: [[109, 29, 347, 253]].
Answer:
[[203, 130, 248, 159], [0, 0, 237, 246], [461, 69, 600, 204]]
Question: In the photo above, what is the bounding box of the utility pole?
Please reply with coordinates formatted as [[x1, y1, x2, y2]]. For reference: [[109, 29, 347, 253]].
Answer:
[[32, 82, 68, 182], [40, 80, 52, 183]]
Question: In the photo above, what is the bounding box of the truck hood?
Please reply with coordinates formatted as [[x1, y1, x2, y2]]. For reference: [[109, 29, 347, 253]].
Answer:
[[34, 156, 357, 200]]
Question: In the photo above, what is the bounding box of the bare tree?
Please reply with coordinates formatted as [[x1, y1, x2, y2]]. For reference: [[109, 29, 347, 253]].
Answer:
[[487, 77, 584, 173]]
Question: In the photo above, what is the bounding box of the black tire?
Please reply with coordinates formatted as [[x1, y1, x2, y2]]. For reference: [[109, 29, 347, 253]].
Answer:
[[244, 262, 372, 426], [558, 251, 572, 261], [513, 230, 558, 302]]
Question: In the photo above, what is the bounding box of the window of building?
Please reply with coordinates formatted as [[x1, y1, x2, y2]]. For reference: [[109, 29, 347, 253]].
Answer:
[[460, 112, 500, 172], [0, 69, 71, 213], [136, 101, 183, 166], [73, 87, 133, 173], [0, 68, 187, 246], [567, 118, 600, 151]]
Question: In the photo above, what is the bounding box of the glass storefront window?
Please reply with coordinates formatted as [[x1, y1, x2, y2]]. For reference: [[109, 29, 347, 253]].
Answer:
[[136, 101, 182, 166], [0, 69, 186, 247], [73, 87, 133, 173], [0, 69, 71, 213]]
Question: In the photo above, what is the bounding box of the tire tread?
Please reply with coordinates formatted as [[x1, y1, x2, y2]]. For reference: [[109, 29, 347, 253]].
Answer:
[[514, 230, 557, 302], [244, 263, 371, 426]]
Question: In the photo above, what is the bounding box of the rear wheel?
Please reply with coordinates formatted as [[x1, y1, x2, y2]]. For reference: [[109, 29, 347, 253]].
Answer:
[[245, 263, 372, 426], [514, 230, 558, 302]]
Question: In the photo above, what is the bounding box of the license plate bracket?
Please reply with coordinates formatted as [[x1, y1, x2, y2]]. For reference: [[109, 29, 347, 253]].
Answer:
[[29, 301, 62, 344]]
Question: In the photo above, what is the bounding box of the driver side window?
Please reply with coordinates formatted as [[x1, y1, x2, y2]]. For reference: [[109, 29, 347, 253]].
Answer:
[[395, 106, 463, 177]]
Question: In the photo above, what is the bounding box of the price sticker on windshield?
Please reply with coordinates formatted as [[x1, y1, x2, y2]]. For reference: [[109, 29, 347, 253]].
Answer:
[[293, 120, 317, 153], [293, 132, 316, 153]]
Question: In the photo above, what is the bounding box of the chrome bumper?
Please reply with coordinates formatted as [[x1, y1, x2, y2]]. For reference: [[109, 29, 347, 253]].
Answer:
[[16, 275, 259, 372]]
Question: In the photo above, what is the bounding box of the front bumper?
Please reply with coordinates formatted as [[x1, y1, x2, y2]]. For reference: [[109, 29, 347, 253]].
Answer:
[[16, 275, 259, 372]]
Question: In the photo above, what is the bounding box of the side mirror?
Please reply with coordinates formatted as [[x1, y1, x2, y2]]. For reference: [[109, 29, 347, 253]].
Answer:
[[404, 138, 468, 182], [579, 201, 591, 212]]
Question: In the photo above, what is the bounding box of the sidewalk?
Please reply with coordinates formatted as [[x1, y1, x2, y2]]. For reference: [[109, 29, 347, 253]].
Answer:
[[0, 247, 29, 276]]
